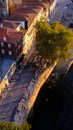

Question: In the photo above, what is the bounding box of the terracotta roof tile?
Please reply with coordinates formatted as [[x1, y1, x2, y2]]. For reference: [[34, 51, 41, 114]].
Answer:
[[6, 0, 54, 22], [19, 29, 27, 35], [6, 3, 43, 22], [0, 28, 24, 44], [0, 21, 19, 29], [6, 13, 26, 21], [22, 0, 54, 5]]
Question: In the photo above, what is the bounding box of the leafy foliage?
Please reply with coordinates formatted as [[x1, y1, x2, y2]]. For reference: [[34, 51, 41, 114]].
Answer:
[[35, 21, 73, 65], [0, 120, 31, 130]]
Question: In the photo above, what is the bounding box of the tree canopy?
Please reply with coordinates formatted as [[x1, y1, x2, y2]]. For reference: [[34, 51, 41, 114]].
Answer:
[[35, 21, 73, 65], [0, 120, 31, 130]]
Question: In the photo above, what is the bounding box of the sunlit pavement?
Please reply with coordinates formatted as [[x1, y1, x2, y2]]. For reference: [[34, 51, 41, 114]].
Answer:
[[0, 62, 36, 122]]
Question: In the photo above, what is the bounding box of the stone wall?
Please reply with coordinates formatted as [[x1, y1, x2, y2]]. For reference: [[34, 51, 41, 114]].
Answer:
[[26, 62, 56, 117]]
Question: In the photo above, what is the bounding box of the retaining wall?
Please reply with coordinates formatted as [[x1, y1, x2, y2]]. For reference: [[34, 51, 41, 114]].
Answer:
[[26, 62, 56, 117]]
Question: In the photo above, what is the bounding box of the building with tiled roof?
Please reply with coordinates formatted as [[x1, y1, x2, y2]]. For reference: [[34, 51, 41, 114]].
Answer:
[[0, 21, 20, 30], [0, 26, 26, 89], [5, 0, 57, 58], [5, 3, 43, 28], [0, 0, 58, 92], [0, 27, 24, 61]]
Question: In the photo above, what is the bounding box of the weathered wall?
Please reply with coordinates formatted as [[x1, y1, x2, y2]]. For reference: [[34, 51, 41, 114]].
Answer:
[[26, 62, 56, 117]]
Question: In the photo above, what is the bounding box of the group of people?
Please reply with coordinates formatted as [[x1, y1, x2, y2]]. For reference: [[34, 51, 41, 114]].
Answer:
[[14, 55, 49, 124], [14, 57, 44, 124], [14, 86, 30, 124], [33, 55, 47, 70]]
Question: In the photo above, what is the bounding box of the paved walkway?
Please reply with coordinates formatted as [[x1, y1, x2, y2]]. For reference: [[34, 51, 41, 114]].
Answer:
[[0, 62, 36, 122], [14, 77, 38, 124]]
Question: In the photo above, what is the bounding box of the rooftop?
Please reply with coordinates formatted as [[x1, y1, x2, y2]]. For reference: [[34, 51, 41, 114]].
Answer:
[[0, 21, 20, 29], [0, 28, 24, 44], [22, 0, 54, 6], [6, 4, 42, 22], [6, 0, 54, 22]]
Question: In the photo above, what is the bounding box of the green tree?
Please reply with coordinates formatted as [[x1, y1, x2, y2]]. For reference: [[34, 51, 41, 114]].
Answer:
[[0, 120, 31, 130], [35, 21, 73, 65]]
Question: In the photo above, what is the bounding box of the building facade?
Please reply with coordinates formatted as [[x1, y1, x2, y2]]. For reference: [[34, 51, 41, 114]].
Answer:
[[0, 0, 22, 18], [0, 28, 23, 61], [0, 0, 57, 92]]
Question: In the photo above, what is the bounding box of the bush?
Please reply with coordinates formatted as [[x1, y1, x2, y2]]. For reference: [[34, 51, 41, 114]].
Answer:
[[0, 120, 31, 130]]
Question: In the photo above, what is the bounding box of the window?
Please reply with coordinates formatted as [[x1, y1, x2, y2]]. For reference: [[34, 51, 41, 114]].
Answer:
[[1, 42, 4, 47], [1, 49, 5, 54], [8, 44, 11, 48], [8, 51, 12, 55]]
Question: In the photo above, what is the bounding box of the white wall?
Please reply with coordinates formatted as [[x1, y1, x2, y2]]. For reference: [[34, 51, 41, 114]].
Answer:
[[50, 0, 58, 16]]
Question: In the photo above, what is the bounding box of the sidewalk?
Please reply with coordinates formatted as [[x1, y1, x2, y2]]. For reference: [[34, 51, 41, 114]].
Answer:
[[49, 0, 70, 22]]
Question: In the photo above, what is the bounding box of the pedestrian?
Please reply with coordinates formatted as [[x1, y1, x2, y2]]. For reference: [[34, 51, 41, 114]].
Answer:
[[24, 85, 27, 91], [23, 95, 27, 101], [0, 94, 2, 102], [28, 90, 30, 99], [2, 110, 4, 118]]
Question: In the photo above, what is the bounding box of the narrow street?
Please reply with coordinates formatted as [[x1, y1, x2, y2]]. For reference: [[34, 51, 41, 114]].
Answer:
[[0, 62, 36, 121]]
